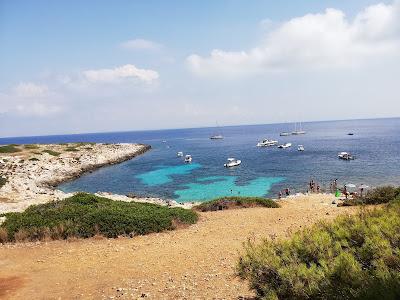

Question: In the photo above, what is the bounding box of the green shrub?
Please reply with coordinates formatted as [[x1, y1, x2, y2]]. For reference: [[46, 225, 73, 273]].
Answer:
[[0, 145, 21, 153], [65, 147, 79, 152], [0, 177, 7, 188], [0, 193, 198, 242], [29, 157, 40, 161], [363, 186, 400, 205], [24, 144, 39, 149], [42, 150, 61, 156], [194, 196, 280, 212], [237, 203, 400, 300]]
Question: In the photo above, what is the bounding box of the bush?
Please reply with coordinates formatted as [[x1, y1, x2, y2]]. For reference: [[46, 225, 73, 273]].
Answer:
[[363, 186, 400, 205], [65, 147, 79, 152], [0, 145, 21, 153], [42, 150, 61, 156], [237, 203, 400, 300], [194, 196, 280, 212], [29, 157, 40, 161], [0, 177, 7, 188], [0, 193, 198, 242], [24, 144, 39, 149]]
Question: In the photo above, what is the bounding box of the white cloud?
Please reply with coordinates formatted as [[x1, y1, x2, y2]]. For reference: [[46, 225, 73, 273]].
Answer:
[[120, 38, 162, 51], [83, 64, 159, 83], [187, 1, 400, 77], [14, 82, 49, 98], [15, 102, 63, 116]]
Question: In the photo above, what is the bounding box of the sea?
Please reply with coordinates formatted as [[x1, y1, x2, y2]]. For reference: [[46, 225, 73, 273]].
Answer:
[[1, 118, 399, 202]]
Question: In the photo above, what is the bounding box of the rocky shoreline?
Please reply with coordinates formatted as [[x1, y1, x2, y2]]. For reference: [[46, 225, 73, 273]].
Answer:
[[0, 143, 191, 214]]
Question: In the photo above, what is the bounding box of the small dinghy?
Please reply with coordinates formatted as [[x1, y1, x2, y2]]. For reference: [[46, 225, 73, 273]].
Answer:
[[177, 151, 183, 157], [184, 154, 192, 163], [297, 145, 305, 151], [224, 158, 241, 167]]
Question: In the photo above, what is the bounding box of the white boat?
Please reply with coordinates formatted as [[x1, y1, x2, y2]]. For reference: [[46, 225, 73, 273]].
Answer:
[[280, 132, 291, 136], [224, 158, 241, 167], [257, 139, 278, 147], [292, 122, 306, 135], [338, 152, 355, 160], [210, 122, 223, 140], [278, 143, 292, 149], [210, 134, 223, 140], [297, 145, 305, 151], [184, 154, 192, 163], [177, 151, 183, 157]]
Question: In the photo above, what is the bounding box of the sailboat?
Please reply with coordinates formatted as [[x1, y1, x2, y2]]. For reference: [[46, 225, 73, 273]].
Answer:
[[210, 122, 224, 140], [292, 122, 306, 135]]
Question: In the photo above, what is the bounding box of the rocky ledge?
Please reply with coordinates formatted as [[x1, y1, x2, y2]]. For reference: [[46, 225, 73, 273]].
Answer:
[[0, 143, 189, 213]]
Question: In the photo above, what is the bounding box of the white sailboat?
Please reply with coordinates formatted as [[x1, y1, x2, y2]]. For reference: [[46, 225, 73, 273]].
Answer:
[[210, 122, 224, 140], [292, 122, 306, 135]]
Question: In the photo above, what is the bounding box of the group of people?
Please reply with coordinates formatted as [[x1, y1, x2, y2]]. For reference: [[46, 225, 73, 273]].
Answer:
[[308, 179, 321, 193], [278, 188, 291, 199]]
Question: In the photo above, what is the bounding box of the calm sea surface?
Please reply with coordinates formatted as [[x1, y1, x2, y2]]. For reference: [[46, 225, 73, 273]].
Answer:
[[1, 118, 400, 202]]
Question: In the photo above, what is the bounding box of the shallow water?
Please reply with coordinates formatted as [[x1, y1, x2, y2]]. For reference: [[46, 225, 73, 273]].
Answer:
[[2, 118, 400, 202]]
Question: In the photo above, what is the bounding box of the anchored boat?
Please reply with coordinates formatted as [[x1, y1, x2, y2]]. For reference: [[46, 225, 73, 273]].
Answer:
[[257, 139, 278, 147], [224, 158, 241, 167], [278, 143, 292, 149], [184, 154, 193, 163], [338, 152, 355, 160]]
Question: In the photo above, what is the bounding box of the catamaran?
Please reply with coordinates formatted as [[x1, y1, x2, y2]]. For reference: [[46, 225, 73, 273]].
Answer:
[[224, 158, 241, 167], [257, 139, 278, 147]]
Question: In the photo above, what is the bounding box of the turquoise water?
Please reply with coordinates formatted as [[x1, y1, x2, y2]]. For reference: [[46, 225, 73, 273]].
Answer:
[[174, 176, 284, 202], [135, 163, 201, 186]]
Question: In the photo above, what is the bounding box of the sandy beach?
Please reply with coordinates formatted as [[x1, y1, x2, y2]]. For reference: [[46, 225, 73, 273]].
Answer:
[[0, 193, 360, 299]]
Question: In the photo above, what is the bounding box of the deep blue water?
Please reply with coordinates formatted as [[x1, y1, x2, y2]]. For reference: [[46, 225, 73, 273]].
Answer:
[[1, 118, 400, 202]]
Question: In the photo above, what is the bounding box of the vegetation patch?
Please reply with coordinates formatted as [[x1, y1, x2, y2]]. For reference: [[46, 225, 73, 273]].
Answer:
[[28, 157, 40, 161], [238, 201, 400, 300], [0, 177, 7, 188], [65, 147, 79, 152], [24, 144, 39, 150], [193, 196, 280, 212], [0, 193, 198, 243], [0, 145, 21, 153], [42, 150, 61, 156]]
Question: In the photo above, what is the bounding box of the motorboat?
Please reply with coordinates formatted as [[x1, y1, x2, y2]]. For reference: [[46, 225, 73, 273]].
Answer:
[[224, 158, 241, 167], [210, 134, 224, 140], [278, 143, 292, 149], [347, 133, 354, 136], [184, 154, 192, 163], [177, 151, 183, 157], [257, 139, 278, 147], [297, 145, 305, 151], [280, 132, 291, 136], [338, 152, 355, 160]]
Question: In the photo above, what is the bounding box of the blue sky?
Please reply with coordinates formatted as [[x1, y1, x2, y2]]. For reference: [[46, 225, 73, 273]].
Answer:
[[1, 0, 399, 137]]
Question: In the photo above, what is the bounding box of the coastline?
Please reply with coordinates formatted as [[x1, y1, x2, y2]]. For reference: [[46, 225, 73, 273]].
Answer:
[[0, 143, 189, 213]]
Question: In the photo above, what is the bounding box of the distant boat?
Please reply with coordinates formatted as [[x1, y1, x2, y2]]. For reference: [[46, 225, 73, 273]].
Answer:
[[210, 122, 223, 140], [292, 122, 306, 135], [184, 154, 192, 163], [278, 143, 292, 149], [210, 134, 223, 140], [297, 145, 305, 151], [338, 152, 355, 160], [257, 139, 278, 147], [177, 151, 183, 157], [224, 158, 241, 167], [347, 133, 354, 136], [280, 132, 292, 136]]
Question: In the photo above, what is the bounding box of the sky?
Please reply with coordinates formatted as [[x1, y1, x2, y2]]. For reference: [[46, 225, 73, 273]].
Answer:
[[1, 0, 399, 137]]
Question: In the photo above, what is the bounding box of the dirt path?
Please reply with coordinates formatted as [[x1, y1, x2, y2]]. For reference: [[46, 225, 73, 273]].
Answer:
[[0, 195, 358, 299]]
